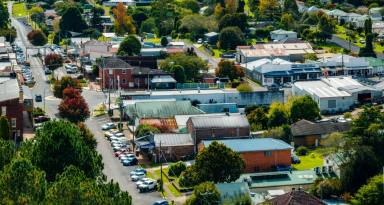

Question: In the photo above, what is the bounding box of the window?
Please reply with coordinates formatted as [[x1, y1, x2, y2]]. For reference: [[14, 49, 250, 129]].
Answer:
[[122, 79, 126, 84], [122, 69, 126, 74], [328, 100, 336, 109], [264, 151, 272, 157], [1, 106, 5, 115], [11, 118, 16, 128]]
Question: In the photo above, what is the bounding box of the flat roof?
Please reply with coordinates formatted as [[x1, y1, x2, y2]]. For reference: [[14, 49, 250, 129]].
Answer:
[[202, 138, 292, 153], [0, 78, 20, 102], [294, 81, 351, 98]]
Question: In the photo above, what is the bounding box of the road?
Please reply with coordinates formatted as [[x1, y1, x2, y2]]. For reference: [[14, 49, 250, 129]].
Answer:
[[184, 41, 219, 73]]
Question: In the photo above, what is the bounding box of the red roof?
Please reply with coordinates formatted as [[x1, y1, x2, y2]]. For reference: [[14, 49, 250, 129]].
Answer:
[[260, 190, 326, 205]]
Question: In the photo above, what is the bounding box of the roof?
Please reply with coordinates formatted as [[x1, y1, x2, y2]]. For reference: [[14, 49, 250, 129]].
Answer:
[[125, 100, 204, 118], [0, 78, 20, 102], [293, 80, 351, 98], [151, 75, 176, 83], [216, 182, 250, 200], [189, 115, 249, 129], [271, 29, 297, 35], [261, 190, 326, 205], [132, 67, 166, 75], [204, 32, 219, 37], [140, 118, 178, 130], [174, 113, 230, 128], [291, 119, 350, 136], [154, 133, 193, 147], [202, 138, 292, 153], [100, 57, 131, 69], [241, 58, 292, 71], [255, 63, 320, 75]]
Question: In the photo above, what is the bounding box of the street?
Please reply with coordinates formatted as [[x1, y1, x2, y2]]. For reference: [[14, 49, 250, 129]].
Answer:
[[9, 2, 163, 204]]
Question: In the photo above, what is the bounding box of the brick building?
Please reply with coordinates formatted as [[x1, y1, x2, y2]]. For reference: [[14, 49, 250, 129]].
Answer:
[[187, 114, 250, 151], [98, 57, 171, 90], [200, 138, 293, 172], [0, 78, 24, 140], [153, 133, 194, 162]]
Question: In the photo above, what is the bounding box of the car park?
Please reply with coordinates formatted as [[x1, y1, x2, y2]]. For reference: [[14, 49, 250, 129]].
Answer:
[[131, 172, 146, 181], [138, 180, 157, 192], [101, 122, 116, 130]]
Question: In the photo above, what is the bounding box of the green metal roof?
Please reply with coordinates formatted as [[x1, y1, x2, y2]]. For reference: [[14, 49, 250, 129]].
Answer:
[[364, 57, 384, 67], [125, 100, 204, 118]]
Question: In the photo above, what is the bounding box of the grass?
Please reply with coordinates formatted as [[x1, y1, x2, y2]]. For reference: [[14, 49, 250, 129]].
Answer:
[[144, 38, 161, 44], [103, 6, 111, 16], [146, 171, 155, 179], [12, 3, 28, 17], [243, 0, 253, 17], [212, 48, 223, 58], [292, 150, 324, 171], [153, 168, 182, 197]]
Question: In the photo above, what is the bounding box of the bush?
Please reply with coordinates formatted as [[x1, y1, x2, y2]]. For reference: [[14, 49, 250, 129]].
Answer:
[[179, 166, 200, 187], [296, 146, 308, 156], [236, 83, 252, 92], [231, 79, 240, 88], [32, 107, 45, 117], [27, 29, 47, 46], [168, 161, 187, 177]]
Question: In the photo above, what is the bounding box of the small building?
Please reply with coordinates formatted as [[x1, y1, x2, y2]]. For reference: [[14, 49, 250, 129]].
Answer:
[[200, 138, 293, 172], [260, 190, 326, 205], [197, 103, 238, 113], [372, 21, 384, 35], [151, 75, 177, 89], [216, 182, 251, 204], [140, 48, 166, 57], [270, 29, 297, 42], [167, 41, 185, 49], [103, 0, 136, 6], [291, 119, 350, 147], [204, 32, 219, 45], [188, 114, 250, 149], [153, 133, 194, 161], [317, 54, 371, 77]]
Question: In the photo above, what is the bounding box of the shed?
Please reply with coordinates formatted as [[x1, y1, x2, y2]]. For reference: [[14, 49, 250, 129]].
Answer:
[[153, 133, 194, 161]]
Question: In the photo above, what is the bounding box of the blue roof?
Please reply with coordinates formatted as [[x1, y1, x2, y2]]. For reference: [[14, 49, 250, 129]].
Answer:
[[202, 138, 293, 152]]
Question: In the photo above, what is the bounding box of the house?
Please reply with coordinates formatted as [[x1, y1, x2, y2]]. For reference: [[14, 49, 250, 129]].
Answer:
[[98, 57, 168, 90], [140, 48, 166, 57], [204, 32, 219, 45], [369, 7, 383, 21], [188, 114, 250, 150], [372, 21, 384, 35], [81, 40, 112, 59], [150, 75, 177, 89], [292, 77, 382, 114], [200, 138, 292, 172], [216, 182, 251, 204], [243, 59, 321, 86], [103, 0, 136, 6], [363, 57, 384, 75], [317, 54, 372, 77], [270, 30, 297, 42], [236, 43, 315, 63], [0, 78, 24, 140], [291, 119, 350, 147], [167, 41, 185, 49], [131, 66, 170, 89], [197, 103, 238, 113], [260, 189, 326, 205], [152, 133, 194, 161]]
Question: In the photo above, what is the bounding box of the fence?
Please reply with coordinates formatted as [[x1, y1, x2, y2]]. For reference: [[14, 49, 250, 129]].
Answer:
[[176, 83, 226, 90]]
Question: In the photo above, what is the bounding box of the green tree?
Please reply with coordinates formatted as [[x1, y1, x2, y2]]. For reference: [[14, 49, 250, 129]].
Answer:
[[215, 60, 244, 81], [185, 182, 221, 205], [194, 141, 245, 183], [0, 116, 10, 140], [117, 35, 141, 56], [27, 29, 47, 46], [30, 6, 45, 24], [78, 123, 97, 150], [59, 6, 88, 32], [247, 107, 268, 131], [160, 53, 208, 81], [267, 102, 289, 127], [218, 13, 247, 32], [219, 26, 245, 50], [132, 11, 148, 30], [168, 161, 187, 177], [135, 124, 160, 137], [289, 95, 320, 122], [0, 27, 17, 43], [280, 12, 295, 30], [90, 6, 104, 30], [0, 158, 46, 204], [258, 0, 281, 21], [32, 120, 103, 181], [140, 18, 157, 34], [179, 14, 218, 40], [317, 14, 334, 43], [262, 125, 292, 143], [181, 0, 200, 13], [160, 36, 169, 47], [283, 0, 299, 17], [359, 18, 376, 58], [0, 1, 9, 29], [310, 178, 343, 199], [351, 174, 384, 205], [172, 65, 186, 83], [236, 83, 252, 92], [53, 76, 81, 98], [0, 139, 15, 170]]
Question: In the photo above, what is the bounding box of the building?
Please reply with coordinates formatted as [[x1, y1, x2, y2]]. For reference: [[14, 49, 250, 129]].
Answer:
[[317, 54, 371, 77], [0, 78, 24, 140], [244, 60, 321, 86], [292, 77, 382, 114], [216, 182, 251, 204], [270, 29, 297, 42], [260, 190, 326, 205], [291, 119, 350, 147], [103, 0, 136, 6], [189, 114, 250, 149], [152, 133, 194, 161], [204, 32, 219, 45], [200, 138, 292, 172], [236, 43, 315, 63], [372, 21, 384, 35]]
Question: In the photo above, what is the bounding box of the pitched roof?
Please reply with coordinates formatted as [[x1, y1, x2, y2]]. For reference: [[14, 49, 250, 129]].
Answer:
[[0, 78, 20, 102], [154, 133, 193, 146], [261, 190, 326, 205], [291, 119, 350, 137], [189, 115, 250, 129], [202, 138, 292, 153], [100, 57, 132, 69], [132, 67, 166, 75]]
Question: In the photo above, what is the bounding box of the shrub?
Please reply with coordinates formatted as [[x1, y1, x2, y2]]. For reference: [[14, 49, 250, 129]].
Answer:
[[236, 83, 252, 92], [179, 166, 200, 187], [32, 107, 45, 117], [168, 161, 187, 177], [296, 146, 308, 156], [27, 29, 47, 46]]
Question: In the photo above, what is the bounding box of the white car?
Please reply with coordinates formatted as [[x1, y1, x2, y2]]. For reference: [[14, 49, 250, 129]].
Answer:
[[138, 180, 157, 192], [136, 178, 155, 188], [131, 172, 146, 181], [101, 122, 116, 130]]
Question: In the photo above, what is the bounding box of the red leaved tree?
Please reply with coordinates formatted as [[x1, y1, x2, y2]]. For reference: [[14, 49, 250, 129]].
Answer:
[[58, 87, 89, 122]]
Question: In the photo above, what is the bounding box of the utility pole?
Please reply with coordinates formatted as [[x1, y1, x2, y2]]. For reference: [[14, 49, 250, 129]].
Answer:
[[159, 140, 163, 195]]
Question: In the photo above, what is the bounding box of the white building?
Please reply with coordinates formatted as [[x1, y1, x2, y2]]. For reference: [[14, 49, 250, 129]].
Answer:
[[293, 77, 382, 114], [270, 29, 297, 41], [103, 0, 136, 6], [317, 54, 371, 77]]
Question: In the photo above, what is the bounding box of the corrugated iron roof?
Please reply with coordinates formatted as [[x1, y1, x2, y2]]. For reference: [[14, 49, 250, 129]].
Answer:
[[202, 138, 292, 153], [190, 115, 249, 129], [154, 133, 193, 146]]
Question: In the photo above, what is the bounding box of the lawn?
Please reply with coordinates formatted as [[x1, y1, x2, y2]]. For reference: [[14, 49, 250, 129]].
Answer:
[[144, 38, 161, 44], [103, 6, 111, 16], [12, 3, 28, 17], [212, 48, 223, 58], [315, 42, 343, 53], [153, 168, 182, 197], [243, 0, 254, 17], [292, 150, 324, 171]]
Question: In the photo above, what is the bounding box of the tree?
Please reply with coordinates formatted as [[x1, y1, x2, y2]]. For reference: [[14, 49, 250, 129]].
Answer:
[[112, 2, 136, 36], [27, 29, 47, 46], [280, 13, 295, 30], [185, 182, 221, 205], [351, 174, 384, 205], [247, 107, 268, 131], [262, 125, 292, 143], [236, 83, 252, 92], [317, 14, 334, 43], [0, 139, 15, 171], [258, 0, 281, 20], [0, 27, 17, 43], [193, 141, 245, 183], [160, 36, 169, 47], [135, 124, 160, 137], [0, 116, 10, 140], [160, 53, 208, 81], [289, 95, 320, 122], [359, 18, 376, 58], [219, 26, 245, 50], [117, 35, 141, 56], [179, 14, 218, 40], [0, 158, 46, 204], [182, 0, 200, 13], [140, 18, 157, 34], [78, 123, 97, 149], [59, 6, 88, 33], [214, 3, 224, 19], [53, 76, 81, 98], [0, 1, 9, 29], [58, 88, 90, 123], [225, 0, 238, 14], [44, 53, 63, 71], [132, 11, 148, 30], [283, 0, 299, 17], [32, 120, 103, 181], [268, 102, 289, 127], [30, 7, 45, 24], [172, 65, 186, 83], [168, 161, 187, 177], [218, 13, 247, 32], [310, 178, 343, 199], [215, 60, 244, 81], [90, 6, 104, 30]]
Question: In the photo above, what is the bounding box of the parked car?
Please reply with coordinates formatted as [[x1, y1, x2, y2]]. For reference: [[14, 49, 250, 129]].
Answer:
[[138, 180, 157, 192], [101, 122, 116, 130], [131, 172, 146, 181], [34, 115, 50, 123], [291, 154, 301, 164], [130, 167, 147, 176], [35, 94, 42, 102], [197, 38, 203, 44], [120, 153, 135, 161], [122, 157, 138, 166], [44, 67, 52, 74], [153, 200, 169, 205], [136, 178, 154, 188]]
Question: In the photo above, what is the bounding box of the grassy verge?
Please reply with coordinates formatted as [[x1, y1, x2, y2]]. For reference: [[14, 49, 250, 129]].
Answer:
[[144, 38, 161, 44], [12, 3, 28, 17], [167, 184, 181, 197], [103, 6, 111, 16], [293, 149, 324, 171]]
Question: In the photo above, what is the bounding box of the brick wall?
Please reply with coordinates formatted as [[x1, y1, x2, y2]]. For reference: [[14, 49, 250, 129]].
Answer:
[[294, 135, 320, 147], [0, 98, 23, 139], [241, 150, 292, 172], [99, 68, 134, 89], [156, 144, 194, 161]]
